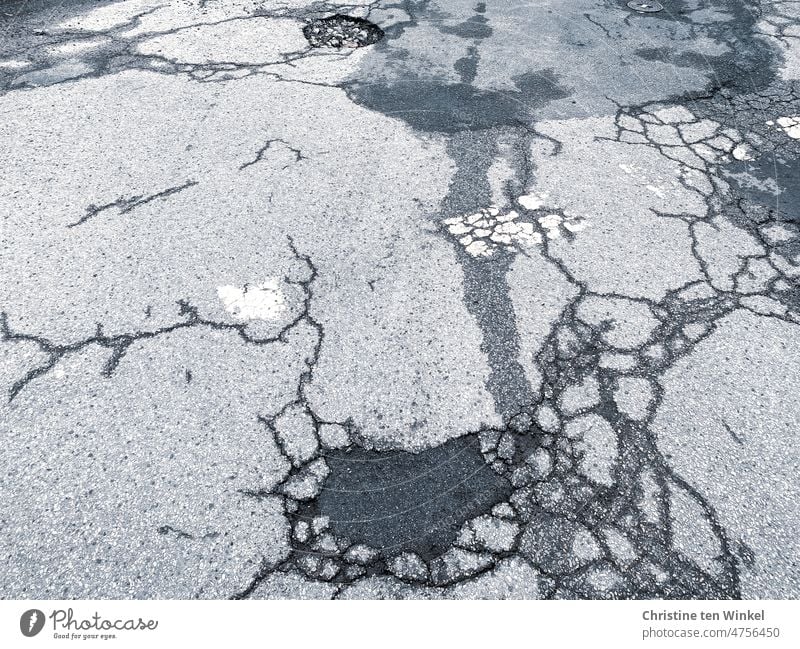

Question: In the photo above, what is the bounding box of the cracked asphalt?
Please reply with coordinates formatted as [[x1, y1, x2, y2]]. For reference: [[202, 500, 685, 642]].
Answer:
[[1, 0, 798, 600]]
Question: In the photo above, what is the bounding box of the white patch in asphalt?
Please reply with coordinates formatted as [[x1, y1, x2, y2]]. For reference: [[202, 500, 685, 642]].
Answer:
[[775, 116, 800, 139], [517, 192, 548, 210], [731, 143, 754, 161], [646, 184, 667, 199], [446, 207, 541, 257], [465, 239, 492, 257], [217, 279, 287, 321], [538, 214, 563, 239], [446, 200, 588, 256], [0, 59, 31, 70], [563, 218, 588, 233]]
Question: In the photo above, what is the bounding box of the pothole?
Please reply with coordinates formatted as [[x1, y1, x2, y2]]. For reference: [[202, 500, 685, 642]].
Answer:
[[297, 435, 511, 560], [302, 15, 384, 49]]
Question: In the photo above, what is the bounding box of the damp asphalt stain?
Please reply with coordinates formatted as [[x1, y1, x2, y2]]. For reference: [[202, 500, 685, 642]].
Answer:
[[634, 47, 719, 71], [346, 0, 774, 133], [345, 69, 569, 133], [439, 15, 493, 40], [462, 255, 535, 419], [439, 131, 535, 419], [633, 0, 776, 92], [454, 45, 479, 84], [724, 155, 800, 224], [723, 153, 800, 314], [308, 435, 511, 559]]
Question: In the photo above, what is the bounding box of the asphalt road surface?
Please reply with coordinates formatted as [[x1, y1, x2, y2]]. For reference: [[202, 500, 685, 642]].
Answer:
[[1, 0, 799, 600]]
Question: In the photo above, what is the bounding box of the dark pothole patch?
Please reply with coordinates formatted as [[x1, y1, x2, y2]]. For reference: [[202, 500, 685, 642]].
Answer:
[[303, 15, 384, 49], [298, 434, 511, 560]]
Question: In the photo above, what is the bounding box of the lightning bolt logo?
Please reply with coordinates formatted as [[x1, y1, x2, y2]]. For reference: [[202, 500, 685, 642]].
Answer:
[[20, 608, 45, 637]]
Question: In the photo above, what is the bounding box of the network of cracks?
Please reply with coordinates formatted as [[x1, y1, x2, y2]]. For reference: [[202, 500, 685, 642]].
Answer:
[[224, 82, 800, 601], [238, 283, 764, 599]]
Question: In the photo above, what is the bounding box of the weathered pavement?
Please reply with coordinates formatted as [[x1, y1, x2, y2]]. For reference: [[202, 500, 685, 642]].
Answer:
[[0, 0, 798, 599]]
